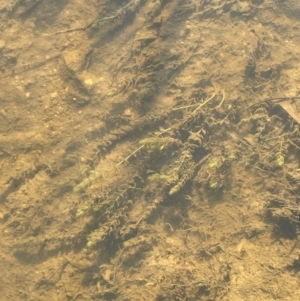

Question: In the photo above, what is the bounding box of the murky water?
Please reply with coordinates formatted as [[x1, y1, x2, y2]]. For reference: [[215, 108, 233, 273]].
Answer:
[[1, 0, 300, 300]]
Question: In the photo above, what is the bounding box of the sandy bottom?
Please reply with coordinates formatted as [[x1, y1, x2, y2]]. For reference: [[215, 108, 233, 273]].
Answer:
[[0, 0, 300, 300]]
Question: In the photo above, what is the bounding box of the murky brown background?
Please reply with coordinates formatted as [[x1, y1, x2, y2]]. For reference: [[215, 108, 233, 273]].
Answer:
[[1, 0, 300, 300]]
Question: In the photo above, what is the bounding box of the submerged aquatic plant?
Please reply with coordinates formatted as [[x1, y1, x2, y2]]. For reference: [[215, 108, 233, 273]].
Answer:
[[73, 170, 103, 193]]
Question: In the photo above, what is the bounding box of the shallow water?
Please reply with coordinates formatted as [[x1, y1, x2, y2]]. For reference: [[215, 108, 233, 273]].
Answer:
[[1, 0, 300, 300]]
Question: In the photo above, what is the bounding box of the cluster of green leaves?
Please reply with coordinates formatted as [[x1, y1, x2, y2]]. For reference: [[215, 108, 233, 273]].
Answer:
[[73, 171, 103, 193]]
